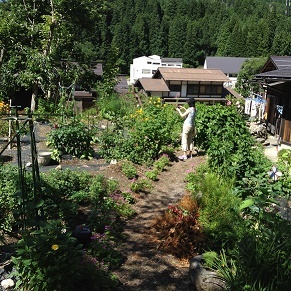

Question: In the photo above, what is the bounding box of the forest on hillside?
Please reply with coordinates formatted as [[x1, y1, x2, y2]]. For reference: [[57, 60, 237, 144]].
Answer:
[[0, 0, 290, 101]]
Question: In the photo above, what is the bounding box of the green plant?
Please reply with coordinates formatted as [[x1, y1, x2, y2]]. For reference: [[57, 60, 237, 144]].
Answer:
[[98, 97, 181, 165], [0, 164, 19, 232], [41, 170, 91, 223], [153, 154, 170, 171], [121, 161, 138, 179], [89, 228, 123, 269], [278, 148, 291, 175], [195, 103, 271, 181], [46, 120, 94, 160], [121, 191, 135, 204], [145, 169, 159, 181], [0, 120, 9, 137], [12, 220, 84, 291], [211, 217, 291, 290], [187, 167, 244, 250], [130, 178, 152, 193]]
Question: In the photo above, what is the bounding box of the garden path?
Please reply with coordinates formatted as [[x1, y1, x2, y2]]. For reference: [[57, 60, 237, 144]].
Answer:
[[106, 154, 207, 291]]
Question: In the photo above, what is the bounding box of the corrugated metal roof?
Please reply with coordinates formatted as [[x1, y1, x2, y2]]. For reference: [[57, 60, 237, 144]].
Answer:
[[115, 75, 129, 93], [204, 57, 247, 74], [255, 67, 291, 79], [161, 57, 183, 62], [155, 67, 229, 82], [270, 56, 291, 70], [261, 56, 291, 73], [92, 62, 103, 76], [138, 78, 170, 92]]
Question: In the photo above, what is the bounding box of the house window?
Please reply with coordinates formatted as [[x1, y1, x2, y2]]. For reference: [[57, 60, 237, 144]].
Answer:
[[187, 84, 199, 94], [142, 69, 151, 74], [153, 62, 160, 65], [205, 85, 222, 94], [169, 84, 181, 91], [147, 61, 152, 64], [200, 86, 205, 94]]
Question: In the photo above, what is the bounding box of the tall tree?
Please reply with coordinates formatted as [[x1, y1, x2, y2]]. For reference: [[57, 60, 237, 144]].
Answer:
[[0, 0, 104, 110]]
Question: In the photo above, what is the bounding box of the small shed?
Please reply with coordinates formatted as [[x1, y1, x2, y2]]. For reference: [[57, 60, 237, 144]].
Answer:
[[74, 91, 97, 112], [253, 56, 291, 144]]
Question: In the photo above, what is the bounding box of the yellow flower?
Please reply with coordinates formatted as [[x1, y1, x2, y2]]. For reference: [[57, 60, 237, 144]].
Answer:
[[51, 244, 59, 251]]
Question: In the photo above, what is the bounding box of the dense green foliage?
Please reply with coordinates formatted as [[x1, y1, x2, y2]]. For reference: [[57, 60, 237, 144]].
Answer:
[[184, 101, 291, 289], [0, 164, 133, 289], [46, 120, 95, 160], [98, 97, 181, 164], [195, 102, 271, 180], [0, 0, 290, 106]]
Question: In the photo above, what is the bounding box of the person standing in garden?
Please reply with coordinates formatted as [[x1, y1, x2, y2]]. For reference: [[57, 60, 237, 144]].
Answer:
[[176, 97, 196, 160]]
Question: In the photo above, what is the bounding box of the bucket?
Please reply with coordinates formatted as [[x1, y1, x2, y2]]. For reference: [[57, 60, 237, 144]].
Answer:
[[38, 151, 52, 166]]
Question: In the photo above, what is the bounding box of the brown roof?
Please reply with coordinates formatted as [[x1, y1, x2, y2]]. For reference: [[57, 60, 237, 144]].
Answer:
[[137, 78, 170, 92], [154, 67, 229, 82], [223, 87, 242, 98]]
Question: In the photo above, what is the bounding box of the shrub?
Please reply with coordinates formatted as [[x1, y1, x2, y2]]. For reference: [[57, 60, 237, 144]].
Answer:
[[98, 97, 181, 165], [12, 220, 84, 291], [46, 120, 94, 160], [186, 167, 244, 250], [195, 103, 271, 180]]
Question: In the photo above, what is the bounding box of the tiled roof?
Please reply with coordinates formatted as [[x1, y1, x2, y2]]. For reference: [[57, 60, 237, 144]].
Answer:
[[155, 67, 229, 82], [137, 78, 170, 92], [204, 57, 247, 74]]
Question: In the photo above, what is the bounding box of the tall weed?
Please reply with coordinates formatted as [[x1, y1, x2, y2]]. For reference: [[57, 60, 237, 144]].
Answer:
[[186, 166, 244, 250]]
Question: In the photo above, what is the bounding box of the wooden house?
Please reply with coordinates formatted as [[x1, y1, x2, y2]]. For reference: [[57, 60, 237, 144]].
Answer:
[[134, 67, 239, 104], [253, 56, 291, 144]]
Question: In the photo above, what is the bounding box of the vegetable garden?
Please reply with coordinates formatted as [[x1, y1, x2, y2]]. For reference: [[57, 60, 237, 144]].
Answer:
[[0, 94, 291, 290]]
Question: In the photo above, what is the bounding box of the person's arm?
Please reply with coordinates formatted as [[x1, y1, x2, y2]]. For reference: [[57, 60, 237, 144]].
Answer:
[[176, 107, 190, 118]]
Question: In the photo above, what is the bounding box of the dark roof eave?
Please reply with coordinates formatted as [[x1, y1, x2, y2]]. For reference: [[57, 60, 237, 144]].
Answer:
[[252, 77, 291, 83]]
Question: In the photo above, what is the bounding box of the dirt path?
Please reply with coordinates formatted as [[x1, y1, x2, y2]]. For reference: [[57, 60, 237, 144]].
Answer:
[[112, 154, 206, 291]]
